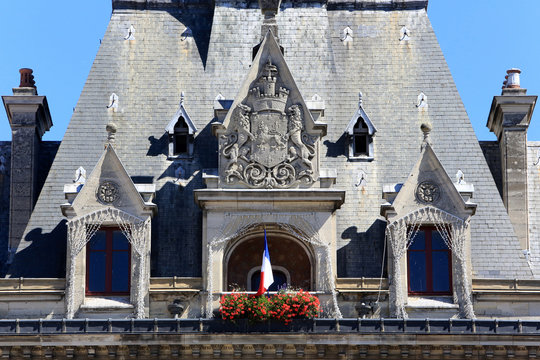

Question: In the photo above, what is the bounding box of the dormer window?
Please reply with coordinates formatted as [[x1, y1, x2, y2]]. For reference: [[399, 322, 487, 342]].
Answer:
[[345, 93, 376, 161], [353, 117, 369, 156], [165, 93, 197, 159], [173, 117, 189, 155]]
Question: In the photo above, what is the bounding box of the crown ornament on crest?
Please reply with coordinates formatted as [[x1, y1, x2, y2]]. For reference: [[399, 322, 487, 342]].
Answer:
[[249, 58, 289, 113]]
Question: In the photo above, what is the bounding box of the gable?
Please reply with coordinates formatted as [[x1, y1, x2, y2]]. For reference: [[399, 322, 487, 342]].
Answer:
[[212, 30, 327, 189], [390, 144, 475, 220], [70, 145, 147, 218]]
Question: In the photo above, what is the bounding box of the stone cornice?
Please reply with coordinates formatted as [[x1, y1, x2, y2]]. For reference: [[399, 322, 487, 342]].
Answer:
[[194, 188, 346, 211]]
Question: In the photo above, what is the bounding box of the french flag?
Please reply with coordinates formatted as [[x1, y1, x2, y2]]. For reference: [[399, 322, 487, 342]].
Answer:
[[255, 230, 274, 296]]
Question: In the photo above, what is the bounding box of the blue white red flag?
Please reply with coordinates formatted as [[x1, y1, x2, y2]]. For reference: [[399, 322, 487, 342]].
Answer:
[[255, 229, 274, 296]]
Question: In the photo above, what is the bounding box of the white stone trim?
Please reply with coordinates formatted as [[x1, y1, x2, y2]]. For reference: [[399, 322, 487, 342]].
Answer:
[[385, 206, 474, 319], [66, 207, 151, 319]]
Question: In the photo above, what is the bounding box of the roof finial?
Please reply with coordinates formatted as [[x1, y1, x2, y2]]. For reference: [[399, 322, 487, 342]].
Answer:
[[106, 122, 118, 147], [420, 122, 432, 151], [180, 91, 185, 105], [259, 0, 281, 40], [358, 92, 363, 107]]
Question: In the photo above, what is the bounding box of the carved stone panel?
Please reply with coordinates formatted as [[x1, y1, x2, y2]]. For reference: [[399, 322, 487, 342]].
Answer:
[[415, 181, 440, 204], [219, 58, 320, 189]]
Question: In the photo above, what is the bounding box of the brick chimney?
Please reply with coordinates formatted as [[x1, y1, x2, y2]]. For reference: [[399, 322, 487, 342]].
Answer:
[[487, 69, 537, 250], [2, 69, 52, 255]]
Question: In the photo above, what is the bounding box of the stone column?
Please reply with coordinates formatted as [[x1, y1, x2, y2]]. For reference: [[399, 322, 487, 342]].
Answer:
[[2, 69, 52, 255]]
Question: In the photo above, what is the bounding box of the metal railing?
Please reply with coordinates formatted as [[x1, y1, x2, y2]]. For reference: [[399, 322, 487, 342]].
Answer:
[[0, 318, 538, 335]]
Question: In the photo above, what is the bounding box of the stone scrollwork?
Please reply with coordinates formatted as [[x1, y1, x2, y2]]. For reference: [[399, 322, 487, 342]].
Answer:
[[220, 59, 318, 189]]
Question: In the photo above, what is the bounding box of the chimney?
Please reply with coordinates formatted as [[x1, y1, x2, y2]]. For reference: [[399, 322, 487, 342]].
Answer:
[[2, 69, 52, 255], [487, 69, 537, 250]]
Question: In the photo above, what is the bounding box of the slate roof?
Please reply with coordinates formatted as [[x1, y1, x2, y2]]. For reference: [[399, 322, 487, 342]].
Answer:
[[8, 0, 532, 279], [528, 142, 540, 277]]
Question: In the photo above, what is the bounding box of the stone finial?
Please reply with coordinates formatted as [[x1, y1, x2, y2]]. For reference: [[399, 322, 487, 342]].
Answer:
[[19, 68, 36, 88], [181, 27, 192, 41], [399, 26, 410, 41], [73, 166, 87, 188], [107, 93, 119, 111], [358, 92, 363, 107], [416, 92, 428, 108], [259, 0, 281, 39], [420, 122, 432, 151], [341, 27, 353, 42], [180, 91, 185, 105], [455, 169, 466, 184], [106, 122, 118, 145], [124, 25, 135, 41], [355, 169, 367, 188]]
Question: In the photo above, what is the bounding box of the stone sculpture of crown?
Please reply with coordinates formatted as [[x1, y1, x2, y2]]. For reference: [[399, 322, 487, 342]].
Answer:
[[249, 59, 289, 113]]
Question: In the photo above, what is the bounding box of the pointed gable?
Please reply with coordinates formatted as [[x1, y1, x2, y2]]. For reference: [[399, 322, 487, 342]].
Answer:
[[212, 30, 327, 189], [382, 143, 476, 220], [63, 144, 154, 219]]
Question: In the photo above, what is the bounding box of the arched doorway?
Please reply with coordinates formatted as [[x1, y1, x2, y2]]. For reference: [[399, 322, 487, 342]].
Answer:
[[225, 229, 312, 291]]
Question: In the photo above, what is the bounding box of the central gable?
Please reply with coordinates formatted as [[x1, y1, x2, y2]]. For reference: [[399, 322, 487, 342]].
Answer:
[[213, 31, 326, 189]]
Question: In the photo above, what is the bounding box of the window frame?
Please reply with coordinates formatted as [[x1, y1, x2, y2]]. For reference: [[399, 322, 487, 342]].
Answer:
[[85, 227, 131, 296], [172, 116, 190, 156], [407, 226, 452, 296], [353, 117, 370, 157]]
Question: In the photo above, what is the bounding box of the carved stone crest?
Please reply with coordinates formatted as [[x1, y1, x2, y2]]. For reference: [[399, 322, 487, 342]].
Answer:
[[97, 181, 120, 204], [219, 59, 318, 189], [416, 181, 440, 203]]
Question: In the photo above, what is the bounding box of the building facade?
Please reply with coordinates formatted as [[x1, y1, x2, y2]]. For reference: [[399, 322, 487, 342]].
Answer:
[[1, 0, 540, 357]]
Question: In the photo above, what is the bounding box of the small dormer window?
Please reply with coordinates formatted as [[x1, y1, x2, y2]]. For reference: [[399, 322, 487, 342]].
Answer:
[[165, 93, 197, 159], [345, 93, 376, 161], [353, 117, 369, 156], [173, 117, 189, 155]]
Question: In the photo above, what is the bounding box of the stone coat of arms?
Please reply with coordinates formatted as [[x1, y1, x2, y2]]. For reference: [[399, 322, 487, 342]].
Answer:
[[220, 59, 318, 189]]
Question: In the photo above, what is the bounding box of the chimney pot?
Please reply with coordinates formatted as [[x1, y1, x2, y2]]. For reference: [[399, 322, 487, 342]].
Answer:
[[506, 68, 521, 89], [19, 68, 36, 88]]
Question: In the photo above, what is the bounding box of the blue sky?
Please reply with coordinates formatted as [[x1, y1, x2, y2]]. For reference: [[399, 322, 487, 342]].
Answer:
[[0, 1, 539, 141]]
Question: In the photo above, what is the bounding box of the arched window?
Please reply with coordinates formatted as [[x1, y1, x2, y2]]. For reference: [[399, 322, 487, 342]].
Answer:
[[225, 234, 312, 291], [407, 227, 452, 295], [173, 117, 189, 155], [353, 117, 369, 156]]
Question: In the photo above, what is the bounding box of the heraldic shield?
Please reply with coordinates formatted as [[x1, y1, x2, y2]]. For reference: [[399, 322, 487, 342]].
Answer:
[[215, 31, 326, 189], [251, 112, 288, 168]]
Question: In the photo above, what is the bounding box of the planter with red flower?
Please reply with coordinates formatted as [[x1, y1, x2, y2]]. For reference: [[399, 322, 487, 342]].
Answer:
[[219, 289, 320, 325]]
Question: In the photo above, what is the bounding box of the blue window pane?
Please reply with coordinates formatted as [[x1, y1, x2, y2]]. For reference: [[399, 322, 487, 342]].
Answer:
[[409, 231, 425, 250], [88, 252, 106, 292], [409, 252, 426, 292], [113, 231, 129, 250], [432, 252, 451, 292], [111, 252, 130, 292], [432, 232, 448, 250], [89, 231, 106, 250]]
